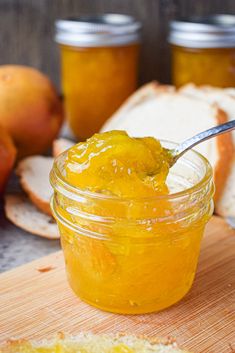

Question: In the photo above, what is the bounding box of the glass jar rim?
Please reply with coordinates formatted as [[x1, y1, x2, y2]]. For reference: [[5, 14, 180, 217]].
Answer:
[[55, 14, 141, 47], [169, 14, 235, 48], [50, 139, 213, 202]]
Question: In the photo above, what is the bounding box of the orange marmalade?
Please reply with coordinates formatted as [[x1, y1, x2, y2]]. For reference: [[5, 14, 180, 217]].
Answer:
[[60, 44, 139, 139], [171, 46, 235, 87], [55, 15, 140, 139], [50, 131, 214, 314], [169, 15, 235, 87]]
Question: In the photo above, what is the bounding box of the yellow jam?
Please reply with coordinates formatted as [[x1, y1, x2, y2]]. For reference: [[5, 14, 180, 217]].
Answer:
[[172, 45, 235, 87], [52, 131, 214, 314], [65, 131, 170, 197], [60, 44, 139, 139]]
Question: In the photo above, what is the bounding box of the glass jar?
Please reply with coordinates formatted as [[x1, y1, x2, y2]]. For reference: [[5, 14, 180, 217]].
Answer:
[[50, 141, 214, 314], [169, 15, 235, 87], [55, 15, 141, 139]]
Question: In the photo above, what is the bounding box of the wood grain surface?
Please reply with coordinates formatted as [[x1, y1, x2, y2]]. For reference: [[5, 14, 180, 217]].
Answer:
[[1, 0, 235, 87], [0, 216, 234, 352]]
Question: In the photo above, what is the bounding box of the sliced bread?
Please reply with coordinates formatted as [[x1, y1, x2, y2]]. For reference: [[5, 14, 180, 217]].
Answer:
[[101, 87, 233, 201], [180, 84, 235, 138], [0, 332, 189, 353], [53, 137, 74, 157], [4, 194, 59, 239], [101, 81, 175, 132], [180, 84, 235, 217], [16, 156, 53, 215], [224, 87, 235, 97]]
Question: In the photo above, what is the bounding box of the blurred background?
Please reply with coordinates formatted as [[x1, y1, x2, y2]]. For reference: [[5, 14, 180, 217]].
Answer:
[[1, 0, 235, 88]]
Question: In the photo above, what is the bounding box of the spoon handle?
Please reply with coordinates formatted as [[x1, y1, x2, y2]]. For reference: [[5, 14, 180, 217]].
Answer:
[[172, 119, 235, 162]]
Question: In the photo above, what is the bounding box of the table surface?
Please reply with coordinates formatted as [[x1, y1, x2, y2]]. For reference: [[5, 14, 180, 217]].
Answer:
[[0, 198, 60, 273]]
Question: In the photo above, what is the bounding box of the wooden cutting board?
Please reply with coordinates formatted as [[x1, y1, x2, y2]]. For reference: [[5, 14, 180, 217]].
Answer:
[[0, 216, 234, 353]]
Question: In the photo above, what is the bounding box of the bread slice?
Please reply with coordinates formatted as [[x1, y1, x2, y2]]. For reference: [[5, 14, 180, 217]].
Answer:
[[16, 156, 53, 216], [101, 81, 175, 132], [0, 332, 189, 353], [4, 194, 59, 239], [101, 87, 233, 201], [53, 138, 74, 157], [180, 84, 235, 139], [224, 87, 235, 97], [180, 84, 235, 218]]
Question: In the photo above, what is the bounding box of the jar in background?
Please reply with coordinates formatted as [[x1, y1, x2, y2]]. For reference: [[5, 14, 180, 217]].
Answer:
[[50, 141, 214, 314], [169, 15, 235, 87], [55, 15, 141, 139]]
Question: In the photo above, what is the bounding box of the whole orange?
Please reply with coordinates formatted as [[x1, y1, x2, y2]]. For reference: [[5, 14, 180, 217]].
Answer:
[[0, 65, 63, 158], [0, 125, 16, 194]]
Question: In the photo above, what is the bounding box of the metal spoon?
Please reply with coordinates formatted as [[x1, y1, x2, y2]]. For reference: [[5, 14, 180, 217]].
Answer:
[[168, 120, 235, 167]]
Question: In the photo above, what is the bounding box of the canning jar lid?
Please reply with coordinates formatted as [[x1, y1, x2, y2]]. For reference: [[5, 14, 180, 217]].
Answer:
[[55, 14, 141, 47], [169, 14, 235, 48]]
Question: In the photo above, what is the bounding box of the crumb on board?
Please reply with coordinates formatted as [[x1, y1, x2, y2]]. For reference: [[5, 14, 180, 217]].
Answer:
[[36, 265, 55, 273]]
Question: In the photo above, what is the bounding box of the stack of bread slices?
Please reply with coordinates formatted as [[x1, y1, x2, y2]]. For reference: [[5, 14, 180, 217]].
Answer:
[[5, 138, 73, 239], [5, 82, 235, 238]]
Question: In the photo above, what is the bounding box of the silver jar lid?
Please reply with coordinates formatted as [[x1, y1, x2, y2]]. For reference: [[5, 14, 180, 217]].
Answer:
[[169, 14, 235, 48], [55, 14, 141, 47]]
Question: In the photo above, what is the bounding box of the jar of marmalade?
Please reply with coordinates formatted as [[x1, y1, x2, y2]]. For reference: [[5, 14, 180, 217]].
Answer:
[[55, 14, 141, 139], [169, 15, 235, 87], [50, 140, 214, 314]]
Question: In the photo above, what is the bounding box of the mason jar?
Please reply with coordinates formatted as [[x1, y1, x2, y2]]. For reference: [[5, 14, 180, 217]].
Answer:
[[55, 14, 141, 139], [50, 141, 214, 314], [169, 15, 235, 87]]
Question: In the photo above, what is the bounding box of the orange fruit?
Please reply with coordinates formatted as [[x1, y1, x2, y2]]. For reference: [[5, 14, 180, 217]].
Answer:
[[0, 65, 63, 158], [0, 125, 16, 194]]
